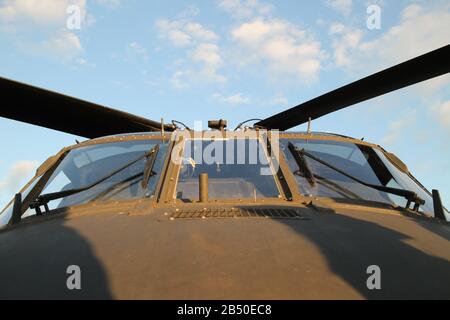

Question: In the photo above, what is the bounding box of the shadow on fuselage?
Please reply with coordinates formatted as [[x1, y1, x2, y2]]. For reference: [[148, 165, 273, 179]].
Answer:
[[0, 214, 113, 299], [272, 208, 450, 299], [1, 204, 449, 300]]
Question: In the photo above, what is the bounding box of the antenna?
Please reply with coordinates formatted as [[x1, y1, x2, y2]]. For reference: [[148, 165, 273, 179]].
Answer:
[[161, 118, 165, 142]]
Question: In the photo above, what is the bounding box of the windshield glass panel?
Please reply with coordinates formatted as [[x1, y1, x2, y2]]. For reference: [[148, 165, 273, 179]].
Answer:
[[0, 176, 41, 228], [34, 140, 167, 211], [372, 148, 445, 217], [282, 139, 436, 215], [0, 203, 13, 228], [176, 139, 280, 201]]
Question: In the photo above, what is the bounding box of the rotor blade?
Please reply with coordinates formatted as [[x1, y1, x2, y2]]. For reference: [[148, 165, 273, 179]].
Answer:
[[0, 77, 175, 138], [256, 44, 450, 131]]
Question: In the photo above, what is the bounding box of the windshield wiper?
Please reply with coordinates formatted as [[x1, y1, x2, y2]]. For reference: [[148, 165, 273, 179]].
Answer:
[[142, 144, 159, 188], [92, 172, 144, 201], [92, 145, 160, 201], [288, 142, 425, 211], [288, 142, 316, 186], [30, 144, 160, 215]]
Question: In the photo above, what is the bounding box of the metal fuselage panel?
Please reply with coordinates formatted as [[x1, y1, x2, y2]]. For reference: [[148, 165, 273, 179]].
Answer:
[[0, 203, 449, 299]]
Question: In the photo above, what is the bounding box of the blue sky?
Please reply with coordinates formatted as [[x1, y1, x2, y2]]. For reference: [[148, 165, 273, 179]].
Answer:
[[0, 0, 449, 209]]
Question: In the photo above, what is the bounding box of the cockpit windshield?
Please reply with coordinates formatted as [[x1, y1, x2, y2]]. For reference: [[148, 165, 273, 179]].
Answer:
[[281, 139, 438, 216], [176, 139, 281, 201], [27, 140, 167, 214], [1, 134, 447, 230]]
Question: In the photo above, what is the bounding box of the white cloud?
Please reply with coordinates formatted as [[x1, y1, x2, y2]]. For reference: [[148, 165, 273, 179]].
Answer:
[[171, 65, 226, 90], [433, 100, 450, 130], [155, 19, 219, 47], [360, 4, 450, 66], [268, 95, 288, 106], [171, 71, 189, 89], [382, 110, 416, 146], [128, 42, 149, 61], [328, 22, 346, 35], [401, 3, 422, 20], [41, 30, 82, 56], [417, 74, 450, 96], [326, 0, 353, 16], [94, 0, 120, 8], [155, 20, 192, 47], [0, 0, 87, 58], [169, 29, 192, 47], [0, 0, 86, 25], [111, 80, 130, 90], [231, 18, 325, 81], [76, 57, 95, 68], [191, 43, 223, 68], [213, 92, 250, 105], [217, 0, 272, 19], [184, 41, 226, 84], [327, 2, 450, 144], [0, 160, 38, 196], [185, 22, 219, 42], [331, 4, 450, 70], [328, 23, 363, 67], [177, 5, 200, 19], [156, 15, 225, 86]]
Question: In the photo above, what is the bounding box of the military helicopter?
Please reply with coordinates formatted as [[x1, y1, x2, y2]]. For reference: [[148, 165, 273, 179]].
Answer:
[[0, 44, 449, 300]]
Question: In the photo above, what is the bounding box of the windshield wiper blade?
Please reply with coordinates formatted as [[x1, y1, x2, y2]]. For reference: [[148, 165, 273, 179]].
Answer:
[[289, 143, 425, 211], [92, 172, 144, 201], [314, 173, 363, 200], [31, 144, 160, 214], [141, 144, 159, 188], [288, 142, 316, 186]]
